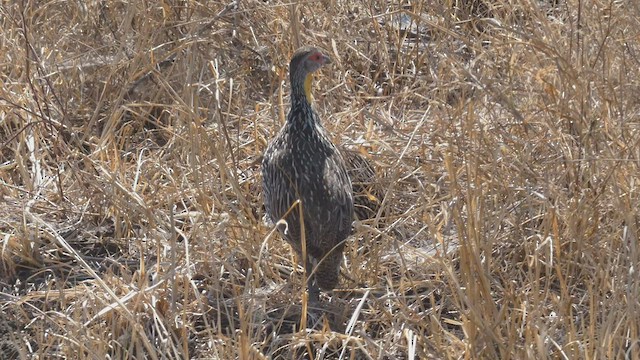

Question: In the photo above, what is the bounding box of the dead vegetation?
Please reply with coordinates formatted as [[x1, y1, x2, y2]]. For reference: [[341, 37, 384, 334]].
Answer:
[[1, 0, 639, 358]]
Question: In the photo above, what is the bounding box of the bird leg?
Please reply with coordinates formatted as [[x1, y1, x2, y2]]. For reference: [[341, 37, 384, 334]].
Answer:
[[305, 257, 320, 302]]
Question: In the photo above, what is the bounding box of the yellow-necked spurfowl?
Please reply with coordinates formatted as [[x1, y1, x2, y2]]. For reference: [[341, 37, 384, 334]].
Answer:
[[262, 46, 353, 300]]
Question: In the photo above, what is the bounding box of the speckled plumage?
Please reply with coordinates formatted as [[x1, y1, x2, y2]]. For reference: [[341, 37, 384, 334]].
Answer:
[[262, 46, 353, 298]]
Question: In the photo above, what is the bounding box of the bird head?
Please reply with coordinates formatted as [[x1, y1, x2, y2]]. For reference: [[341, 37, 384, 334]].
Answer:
[[289, 46, 332, 103]]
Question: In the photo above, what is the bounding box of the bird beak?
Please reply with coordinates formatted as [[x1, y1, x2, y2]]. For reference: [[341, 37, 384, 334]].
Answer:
[[322, 54, 332, 65]]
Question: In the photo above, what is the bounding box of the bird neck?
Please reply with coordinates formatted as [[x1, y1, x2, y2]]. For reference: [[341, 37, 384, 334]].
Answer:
[[303, 73, 313, 103], [287, 72, 319, 129], [291, 72, 314, 107], [288, 84, 321, 133]]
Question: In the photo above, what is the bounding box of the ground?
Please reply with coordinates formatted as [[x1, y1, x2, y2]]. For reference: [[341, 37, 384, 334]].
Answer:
[[1, 0, 639, 359]]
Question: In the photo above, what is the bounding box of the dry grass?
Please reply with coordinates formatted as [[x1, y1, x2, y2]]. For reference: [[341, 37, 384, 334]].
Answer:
[[1, 0, 640, 358]]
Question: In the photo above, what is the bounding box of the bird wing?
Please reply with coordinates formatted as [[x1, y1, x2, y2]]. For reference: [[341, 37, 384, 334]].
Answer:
[[325, 152, 354, 235], [262, 140, 297, 223]]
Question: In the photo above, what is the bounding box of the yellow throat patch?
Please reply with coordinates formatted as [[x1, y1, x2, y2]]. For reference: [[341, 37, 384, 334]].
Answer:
[[304, 73, 313, 103]]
